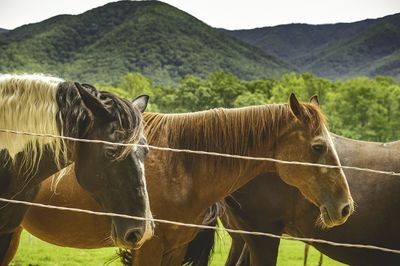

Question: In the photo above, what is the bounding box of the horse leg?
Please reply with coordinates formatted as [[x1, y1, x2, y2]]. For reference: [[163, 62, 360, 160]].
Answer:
[[0, 227, 23, 266], [225, 233, 245, 266], [317, 251, 323, 266], [236, 243, 250, 266], [303, 245, 323, 266], [244, 234, 281, 266], [303, 243, 310, 266]]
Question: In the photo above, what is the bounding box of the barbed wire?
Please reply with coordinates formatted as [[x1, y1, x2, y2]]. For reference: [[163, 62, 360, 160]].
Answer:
[[0, 197, 399, 255], [0, 128, 399, 177]]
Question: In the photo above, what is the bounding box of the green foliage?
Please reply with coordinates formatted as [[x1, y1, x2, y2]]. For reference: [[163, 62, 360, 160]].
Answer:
[[268, 73, 332, 103], [324, 77, 400, 141], [119, 73, 153, 97], [103, 72, 400, 142], [166, 72, 247, 111]]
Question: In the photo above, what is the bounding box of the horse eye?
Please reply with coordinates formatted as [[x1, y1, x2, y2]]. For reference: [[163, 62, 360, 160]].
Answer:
[[312, 143, 327, 154], [104, 147, 117, 159]]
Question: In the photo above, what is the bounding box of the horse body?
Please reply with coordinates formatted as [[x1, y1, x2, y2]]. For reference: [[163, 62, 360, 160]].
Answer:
[[21, 169, 110, 248], [5, 96, 352, 265], [222, 134, 400, 266], [221, 173, 297, 266], [0, 74, 153, 257]]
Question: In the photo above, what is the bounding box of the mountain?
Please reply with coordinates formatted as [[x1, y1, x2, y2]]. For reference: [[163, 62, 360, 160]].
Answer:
[[0, 28, 8, 34], [0, 1, 291, 85], [223, 13, 400, 79]]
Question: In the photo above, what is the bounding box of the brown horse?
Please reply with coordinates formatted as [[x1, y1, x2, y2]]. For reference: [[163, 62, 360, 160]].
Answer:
[[196, 133, 400, 266], [0, 74, 153, 263], [5, 95, 352, 265]]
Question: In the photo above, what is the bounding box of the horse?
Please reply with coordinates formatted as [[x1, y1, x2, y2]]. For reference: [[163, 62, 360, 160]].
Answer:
[[3, 94, 353, 265], [187, 133, 400, 266], [0, 74, 153, 263]]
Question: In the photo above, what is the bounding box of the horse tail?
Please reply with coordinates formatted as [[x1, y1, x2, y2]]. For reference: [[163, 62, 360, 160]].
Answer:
[[182, 203, 222, 266]]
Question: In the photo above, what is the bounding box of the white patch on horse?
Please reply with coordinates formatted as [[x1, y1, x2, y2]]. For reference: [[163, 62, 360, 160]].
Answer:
[[324, 125, 345, 177], [0, 75, 65, 169], [136, 159, 154, 246]]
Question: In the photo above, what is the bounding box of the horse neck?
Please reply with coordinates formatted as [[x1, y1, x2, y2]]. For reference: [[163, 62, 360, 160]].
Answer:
[[144, 106, 292, 210]]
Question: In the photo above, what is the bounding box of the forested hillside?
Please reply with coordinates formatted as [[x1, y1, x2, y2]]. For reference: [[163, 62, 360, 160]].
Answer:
[[1, 1, 397, 82], [224, 13, 400, 79], [0, 1, 290, 84]]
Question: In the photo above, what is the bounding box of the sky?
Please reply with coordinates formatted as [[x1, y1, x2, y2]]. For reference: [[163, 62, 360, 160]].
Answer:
[[0, 0, 399, 30]]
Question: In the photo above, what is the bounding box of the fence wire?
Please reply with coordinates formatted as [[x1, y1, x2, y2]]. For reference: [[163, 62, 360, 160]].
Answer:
[[0, 128, 399, 177], [1, 128, 400, 256], [0, 197, 399, 255]]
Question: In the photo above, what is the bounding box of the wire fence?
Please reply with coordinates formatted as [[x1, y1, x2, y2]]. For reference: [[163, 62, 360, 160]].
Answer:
[[0, 128, 400, 256], [0, 197, 399, 255], [0, 128, 399, 177]]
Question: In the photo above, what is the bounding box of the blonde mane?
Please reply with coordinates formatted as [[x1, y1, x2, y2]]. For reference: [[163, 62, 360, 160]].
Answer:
[[0, 74, 67, 175], [144, 103, 326, 171]]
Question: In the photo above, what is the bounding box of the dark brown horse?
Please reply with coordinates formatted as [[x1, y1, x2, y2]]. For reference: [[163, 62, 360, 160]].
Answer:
[[4, 95, 353, 265], [188, 133, 400, 266], [0, 74, 153, 264]]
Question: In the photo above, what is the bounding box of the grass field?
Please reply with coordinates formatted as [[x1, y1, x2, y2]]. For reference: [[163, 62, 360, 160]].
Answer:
[[11, 230, 344, 265]]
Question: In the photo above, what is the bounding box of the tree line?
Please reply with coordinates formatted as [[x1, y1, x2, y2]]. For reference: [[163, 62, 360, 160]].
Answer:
[[99, 72, 400, 142]]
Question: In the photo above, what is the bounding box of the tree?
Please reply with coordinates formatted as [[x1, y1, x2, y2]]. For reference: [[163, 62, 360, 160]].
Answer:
[[119, 72, 159, 111]]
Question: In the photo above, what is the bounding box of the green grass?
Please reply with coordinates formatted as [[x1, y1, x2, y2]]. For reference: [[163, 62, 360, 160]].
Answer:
[[11, 231, 344, 265], [11, 232, 120, 266], [209, 232, 343, 266]]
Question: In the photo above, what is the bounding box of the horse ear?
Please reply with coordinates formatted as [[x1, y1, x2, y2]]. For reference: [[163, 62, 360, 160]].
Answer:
[[132, 95, 149, 113], [309, 95, 320, 107], [74, 82, 112, 120], [289, 93, 303, 119]]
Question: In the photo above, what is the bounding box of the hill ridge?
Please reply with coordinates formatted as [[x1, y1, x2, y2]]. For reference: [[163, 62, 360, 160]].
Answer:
[[0, 0, 291, 84], [223, 12, 400, 79]]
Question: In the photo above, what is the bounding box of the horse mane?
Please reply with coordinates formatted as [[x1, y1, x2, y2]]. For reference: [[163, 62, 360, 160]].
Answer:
[[0, 74, 67, 176], [145, 103, 326, 156]]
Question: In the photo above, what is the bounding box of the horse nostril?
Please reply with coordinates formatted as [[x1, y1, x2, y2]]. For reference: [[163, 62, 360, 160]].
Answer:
[[341, 204, 351, 217], [124, 229, 141, 245]]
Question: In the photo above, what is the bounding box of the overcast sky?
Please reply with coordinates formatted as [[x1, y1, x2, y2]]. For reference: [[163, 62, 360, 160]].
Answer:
[[0, 0, 399, 30]]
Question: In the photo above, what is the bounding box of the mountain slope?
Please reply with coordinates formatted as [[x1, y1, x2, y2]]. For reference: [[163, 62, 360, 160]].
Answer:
[[224, 13, 400, 79], [0, 28, 7, 33], [0, 1, 291, 84]]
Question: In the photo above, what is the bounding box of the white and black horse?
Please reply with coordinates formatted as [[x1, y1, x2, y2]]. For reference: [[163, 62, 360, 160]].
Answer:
[[0, 74, 153, 250]]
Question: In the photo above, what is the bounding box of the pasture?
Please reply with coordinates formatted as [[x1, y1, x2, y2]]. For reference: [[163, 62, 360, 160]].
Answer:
[[11, 231, 344, 265]]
